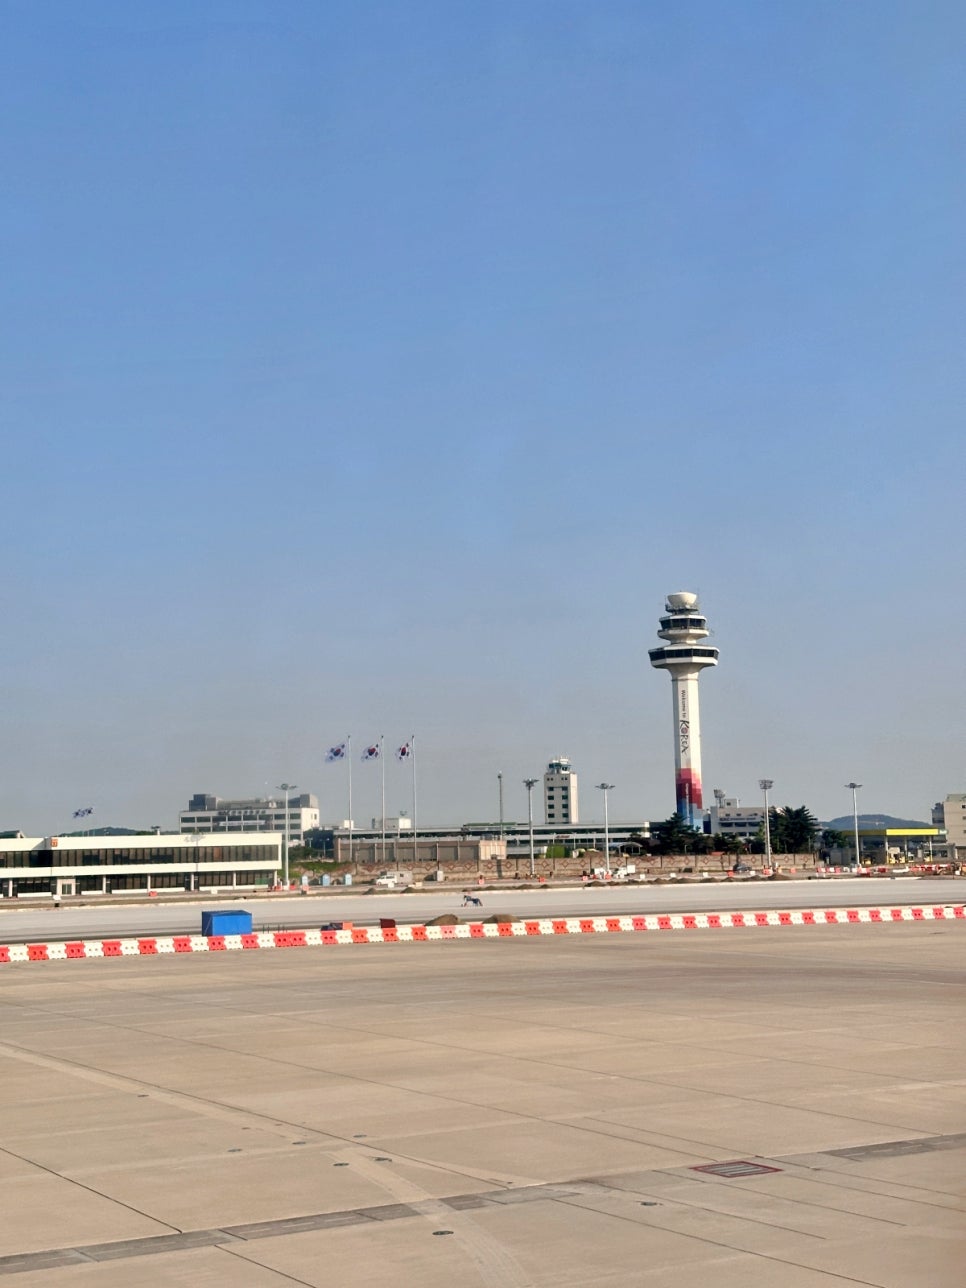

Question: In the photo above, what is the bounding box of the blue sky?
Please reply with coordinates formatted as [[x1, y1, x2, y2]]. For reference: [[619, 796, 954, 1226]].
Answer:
[[2, 1, 964, 834]]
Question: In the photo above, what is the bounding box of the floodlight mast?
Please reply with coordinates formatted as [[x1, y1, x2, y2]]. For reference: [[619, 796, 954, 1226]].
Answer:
[[846, 782, 862, 870], [523, 778, 538, 876], [759, 779, 774, 870], [596, 783, 615, 875]]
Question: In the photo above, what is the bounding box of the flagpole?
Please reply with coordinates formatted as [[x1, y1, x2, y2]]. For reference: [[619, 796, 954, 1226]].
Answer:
[[411, 735, 417, 871], [347, 735, 353, 871], [380, 734, 386, 868]]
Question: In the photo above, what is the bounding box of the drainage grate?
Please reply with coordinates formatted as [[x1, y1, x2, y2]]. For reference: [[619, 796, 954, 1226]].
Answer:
[[691, 1161, 782, 1178]]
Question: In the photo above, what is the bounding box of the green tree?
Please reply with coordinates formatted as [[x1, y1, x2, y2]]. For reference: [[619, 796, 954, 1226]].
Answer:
[[714, 833, 748, 856], [769, 805, 818, 853], [820, 828, 851, 851], [650, 813, 703, 855]]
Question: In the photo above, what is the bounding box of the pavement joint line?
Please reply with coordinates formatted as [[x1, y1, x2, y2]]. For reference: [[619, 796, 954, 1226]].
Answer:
[[10, 995, 931, 1171], [0, 990, 956, 1173], [823, 1130, 966, 1161], [0, 1135, 960, 1278], [0, 1181, 589, 1276], [0, 903, 962, 966], [766, 1143, 966, 1212]]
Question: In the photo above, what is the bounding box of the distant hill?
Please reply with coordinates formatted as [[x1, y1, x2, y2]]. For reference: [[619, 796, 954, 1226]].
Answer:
[[824, 814, 930, 831]]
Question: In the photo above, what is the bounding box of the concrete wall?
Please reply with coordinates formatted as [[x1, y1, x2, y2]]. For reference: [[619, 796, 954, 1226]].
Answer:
[[335, 839, 506, 868], [333, 850, 821, 882]]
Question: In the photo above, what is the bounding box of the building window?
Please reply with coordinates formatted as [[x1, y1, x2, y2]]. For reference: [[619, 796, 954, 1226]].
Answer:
[[107, 875, 148, 891], [151, 873, 186, 889]]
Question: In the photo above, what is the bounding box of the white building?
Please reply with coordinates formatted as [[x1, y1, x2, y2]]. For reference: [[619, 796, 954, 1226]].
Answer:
[[0, 832, 282, 899], [706, 794, 764, 840], [180, 793, 320, 845], [370, 815, 412, 832], [933, 795, 965, 856], [544, 758, 579, 825]]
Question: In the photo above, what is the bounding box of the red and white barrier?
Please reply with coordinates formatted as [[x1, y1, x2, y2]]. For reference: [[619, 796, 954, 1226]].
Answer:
[[0, 904, 962, 966]]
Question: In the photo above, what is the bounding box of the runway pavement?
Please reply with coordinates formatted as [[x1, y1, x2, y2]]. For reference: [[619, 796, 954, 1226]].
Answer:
[[0, 877, 961, 943], [0, 922, 962, 1285]]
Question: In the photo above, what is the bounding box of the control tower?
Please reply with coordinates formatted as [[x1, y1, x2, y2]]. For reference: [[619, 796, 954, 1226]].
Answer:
[[648, 592, 718, 828]]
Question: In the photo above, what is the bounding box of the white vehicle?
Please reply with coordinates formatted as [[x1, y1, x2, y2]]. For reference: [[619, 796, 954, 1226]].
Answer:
[[374, 870, 414, 888]]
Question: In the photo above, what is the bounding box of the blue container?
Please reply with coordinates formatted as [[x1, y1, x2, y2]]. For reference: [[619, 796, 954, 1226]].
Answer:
[[202, 910, 253, 936]]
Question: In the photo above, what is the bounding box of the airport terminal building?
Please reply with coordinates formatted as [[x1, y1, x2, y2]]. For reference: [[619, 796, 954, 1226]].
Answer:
[[0, 833, 282, 898], [179, 793, 320, 845]]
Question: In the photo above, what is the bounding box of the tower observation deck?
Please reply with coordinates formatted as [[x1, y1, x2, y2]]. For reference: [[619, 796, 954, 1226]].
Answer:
[[648, 591, 718, 828]]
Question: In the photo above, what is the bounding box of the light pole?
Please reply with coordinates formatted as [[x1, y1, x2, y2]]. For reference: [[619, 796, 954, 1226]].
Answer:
[[276, 782, 297, 889], [846, 782, 862, 870], [596, 783, 615, 874], [759, 780, 774, 872], [523, 778, 538, 877], [497, 772, 504, 839]]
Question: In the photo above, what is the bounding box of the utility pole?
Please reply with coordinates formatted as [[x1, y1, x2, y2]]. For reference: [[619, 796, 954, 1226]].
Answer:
[[595, 783, 615, 875], [846, 782, 862, 871], [523, 778, 538, 877], [276, 782, 297, 888], [759, 780, 773, 873]]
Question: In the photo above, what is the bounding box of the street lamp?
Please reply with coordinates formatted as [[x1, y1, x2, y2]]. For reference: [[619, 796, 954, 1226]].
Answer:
[[595, 784, 615, 875], [523, 778, 538, 877], [276, 783, 297, 889], [759, 780, 774, 872], [497, 771, 504, 839], [846, 782, 862, 871]]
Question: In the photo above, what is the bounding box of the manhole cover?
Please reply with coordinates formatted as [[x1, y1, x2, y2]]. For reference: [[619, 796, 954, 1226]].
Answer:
[[691, 1161, 782, 1178]]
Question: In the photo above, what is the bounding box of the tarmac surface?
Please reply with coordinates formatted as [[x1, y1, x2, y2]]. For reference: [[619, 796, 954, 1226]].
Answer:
[[0, 922, 963, 1285], [0, 876, 961, 942]]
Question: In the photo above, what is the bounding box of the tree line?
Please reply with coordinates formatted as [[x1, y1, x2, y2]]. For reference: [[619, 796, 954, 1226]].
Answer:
[[641, 806, 851, 857]]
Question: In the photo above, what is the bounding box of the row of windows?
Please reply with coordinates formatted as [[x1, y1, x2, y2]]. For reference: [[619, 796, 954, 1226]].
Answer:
[[182, 814, 303, 823], [0, 872, 279, 896], [0, 846, 279, 868], [649, 647, 718, 661]]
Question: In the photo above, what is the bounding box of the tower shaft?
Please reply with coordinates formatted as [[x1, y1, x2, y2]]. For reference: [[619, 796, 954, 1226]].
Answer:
[[670, 671, 704, 827]]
